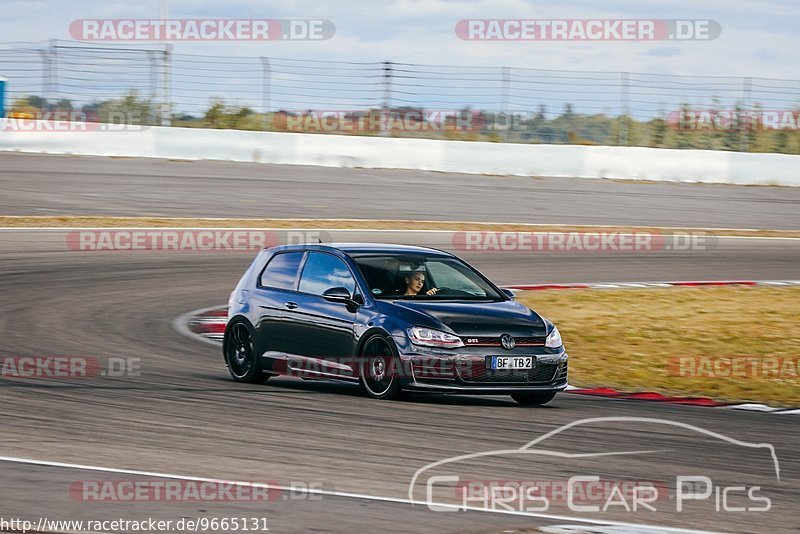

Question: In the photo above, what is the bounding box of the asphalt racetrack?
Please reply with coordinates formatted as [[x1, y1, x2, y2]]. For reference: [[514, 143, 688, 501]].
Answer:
[[0, 153, 798, 533], [1, 153, 799, 229]]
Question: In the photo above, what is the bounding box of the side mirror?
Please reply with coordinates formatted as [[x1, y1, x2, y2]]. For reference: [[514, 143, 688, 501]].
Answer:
[[501, 288, 516, 300], [322, 287, 362, 311], [323, 286, 355, 303]]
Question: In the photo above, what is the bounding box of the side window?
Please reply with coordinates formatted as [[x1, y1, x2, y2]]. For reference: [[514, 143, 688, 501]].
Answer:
[[259, 252, 304, 290], [298, 252, 356, 296]]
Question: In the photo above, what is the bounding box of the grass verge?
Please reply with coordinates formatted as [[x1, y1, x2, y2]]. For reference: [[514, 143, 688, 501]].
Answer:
[[516, 287, 800, 406]]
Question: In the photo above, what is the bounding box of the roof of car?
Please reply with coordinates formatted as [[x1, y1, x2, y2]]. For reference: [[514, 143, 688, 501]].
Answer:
[[270, 243, 453, 256]]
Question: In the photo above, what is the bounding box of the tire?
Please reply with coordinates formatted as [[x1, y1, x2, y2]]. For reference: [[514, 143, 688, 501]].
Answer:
[[511, 391, 557, 406], [359, 334, 403, 400], [224, 320, 266, 383]]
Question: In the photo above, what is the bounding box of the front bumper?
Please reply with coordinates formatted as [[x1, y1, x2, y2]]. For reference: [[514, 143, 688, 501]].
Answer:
[[404, 381, 569, 394], [395, 343, 569, 394]]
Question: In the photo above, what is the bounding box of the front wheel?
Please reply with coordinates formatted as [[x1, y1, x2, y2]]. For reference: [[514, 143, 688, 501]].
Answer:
[[224, 320, 266, 383], [359, 335, 403, 400], [511, 391, 557, 406]]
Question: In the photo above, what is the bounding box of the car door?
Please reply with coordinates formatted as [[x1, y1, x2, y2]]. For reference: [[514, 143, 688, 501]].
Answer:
[[282, 251, 359, 377], [249, 250, 306, 365]]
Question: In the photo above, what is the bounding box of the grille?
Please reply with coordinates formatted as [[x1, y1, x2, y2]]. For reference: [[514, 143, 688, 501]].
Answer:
[[457, 359, 561, 384], [462, 336, 546, 346], [556, 360, 569, 382], [411, 360, 455, 380]]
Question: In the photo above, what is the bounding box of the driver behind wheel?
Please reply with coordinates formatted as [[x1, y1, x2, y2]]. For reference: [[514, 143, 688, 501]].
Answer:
[[403, 270, 438, 296]]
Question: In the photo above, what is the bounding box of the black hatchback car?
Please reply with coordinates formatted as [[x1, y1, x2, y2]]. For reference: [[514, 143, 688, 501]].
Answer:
[[223, 244, 568, 405]]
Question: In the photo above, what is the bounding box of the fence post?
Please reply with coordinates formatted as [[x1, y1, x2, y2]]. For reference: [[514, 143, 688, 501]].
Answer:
[[741, 76, 752, 152], [48, 39, 58, 108], [146, 51, 158, 125], [0, 76, 6, 118], [38, 46, 52, 109], [619, 71, 630, 146], [160, 44, 172, 126], [380, 60, 392, 136], [501, 66, 510, 142], [260, 57, 271, 131], [38, 49, 49, 109]]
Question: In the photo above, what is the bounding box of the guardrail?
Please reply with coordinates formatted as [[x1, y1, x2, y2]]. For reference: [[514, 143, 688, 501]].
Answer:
[[0, 121, 798, 186]]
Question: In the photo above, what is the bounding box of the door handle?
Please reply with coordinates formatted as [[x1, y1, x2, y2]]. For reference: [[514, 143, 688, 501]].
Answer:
[[284, 301, 298, 309]]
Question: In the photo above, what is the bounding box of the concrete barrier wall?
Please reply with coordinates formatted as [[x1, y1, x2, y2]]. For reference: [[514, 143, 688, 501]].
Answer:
[[1, 120, 798, 185]]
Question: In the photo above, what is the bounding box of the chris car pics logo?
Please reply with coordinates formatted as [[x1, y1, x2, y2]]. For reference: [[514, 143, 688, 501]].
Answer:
[[408, 417, 779, 514]]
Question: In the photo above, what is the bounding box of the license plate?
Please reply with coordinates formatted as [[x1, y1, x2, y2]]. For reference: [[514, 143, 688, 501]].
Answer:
[[489, 356, 535, 370]]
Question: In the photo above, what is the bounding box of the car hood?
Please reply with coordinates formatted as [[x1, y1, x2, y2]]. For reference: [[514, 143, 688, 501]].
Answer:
[[383, 299, 547, 336]]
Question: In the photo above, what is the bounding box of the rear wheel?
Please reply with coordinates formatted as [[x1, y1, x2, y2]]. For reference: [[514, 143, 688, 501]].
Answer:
[[359, 335, 403, 400], [511, 391, 557, 406], [224, 320, 266, 383]]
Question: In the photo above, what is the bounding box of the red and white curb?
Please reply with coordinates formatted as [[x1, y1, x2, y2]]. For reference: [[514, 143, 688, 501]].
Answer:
[[506, 280, 800, 291], [172, 305, 228, 347], [563, 386, 797, 414], [178, 279, 798, 414]]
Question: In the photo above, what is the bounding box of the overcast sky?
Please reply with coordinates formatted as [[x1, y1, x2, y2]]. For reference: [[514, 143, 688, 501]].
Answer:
[[2, 0, 798, 78]]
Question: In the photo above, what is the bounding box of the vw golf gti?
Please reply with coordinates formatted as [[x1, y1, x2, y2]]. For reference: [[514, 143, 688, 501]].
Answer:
[[224, 244, 568, 405]]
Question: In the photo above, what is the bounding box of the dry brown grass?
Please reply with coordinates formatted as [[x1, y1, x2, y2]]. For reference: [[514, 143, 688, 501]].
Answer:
[[517, 287, 800, 406]]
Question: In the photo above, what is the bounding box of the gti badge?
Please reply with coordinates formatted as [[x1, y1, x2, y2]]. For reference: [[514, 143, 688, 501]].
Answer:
[[500, 333, 515, 350]]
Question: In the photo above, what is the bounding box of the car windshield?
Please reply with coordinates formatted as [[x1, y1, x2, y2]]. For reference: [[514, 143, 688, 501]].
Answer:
[[350, 253, 503, 300]]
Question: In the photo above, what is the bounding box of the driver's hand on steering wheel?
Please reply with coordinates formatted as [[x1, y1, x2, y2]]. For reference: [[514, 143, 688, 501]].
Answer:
[[425, 287, 439, 295]]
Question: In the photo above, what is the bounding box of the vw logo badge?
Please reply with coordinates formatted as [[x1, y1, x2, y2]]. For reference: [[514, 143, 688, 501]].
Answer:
[[500, 333, 515, 350]]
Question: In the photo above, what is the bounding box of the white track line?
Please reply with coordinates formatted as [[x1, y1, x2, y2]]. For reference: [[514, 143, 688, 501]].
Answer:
[[0, 455, 718, 534], [725, 404, 786, 413], [539, 526, 718, 534]]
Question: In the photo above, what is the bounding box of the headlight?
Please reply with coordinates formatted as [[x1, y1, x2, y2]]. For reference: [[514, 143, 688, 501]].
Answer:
[[545, 326, 563, 348], [407, 326, 464, 348]]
